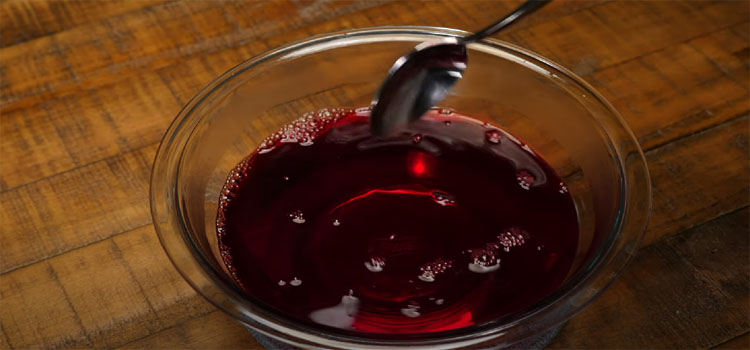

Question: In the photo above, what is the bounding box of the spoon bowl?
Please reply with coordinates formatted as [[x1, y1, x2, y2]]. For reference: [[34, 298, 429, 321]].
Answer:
[[370, 0, 550, 136], [371, 40, 467, 136]]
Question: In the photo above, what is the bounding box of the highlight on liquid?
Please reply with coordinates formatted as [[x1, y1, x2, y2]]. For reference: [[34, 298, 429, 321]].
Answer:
[[216, 107, 578, 334]]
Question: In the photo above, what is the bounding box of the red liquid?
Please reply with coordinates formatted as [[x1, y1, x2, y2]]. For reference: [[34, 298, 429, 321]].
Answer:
[[217, 108, 578, 335]]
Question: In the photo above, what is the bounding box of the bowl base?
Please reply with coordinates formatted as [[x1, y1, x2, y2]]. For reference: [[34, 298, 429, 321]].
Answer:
[[246, 324, 565, 349]]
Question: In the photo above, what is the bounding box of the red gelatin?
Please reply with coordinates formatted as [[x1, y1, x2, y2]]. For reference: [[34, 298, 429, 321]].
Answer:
[[217, 108, 578, 335]]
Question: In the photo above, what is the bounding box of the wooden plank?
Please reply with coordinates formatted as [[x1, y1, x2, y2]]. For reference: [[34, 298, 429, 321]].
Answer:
[[0, 0, 166, 47], [507, 1, 748, 76], [549, 208, 749, 349], [0, 72, 183, 190], [644, 115, 749, 244], [713, 333, 750, 350], [48, 239, 162, 348], [588, 26, 749, 151], [117, 311, 259, 350], [0, 0, 383, 107], [0, 225, 215, 349], [0, 262, 91, 349], [111, 226, 215, 327], [690, 26, 750, 89], [0, 145, 156, 273]]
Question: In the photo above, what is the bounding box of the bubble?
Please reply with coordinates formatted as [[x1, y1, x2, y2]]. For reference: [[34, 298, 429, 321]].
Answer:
[[418, 270, 435, 282], [256, 107, 351, 149], [419, 258, 453, 282], [516, 170, 536, 190], [444, 120, 452, 126], [485, 130, 502, 144], [290, 277, 302, 286], [309, 293, 360, 328], [468, 248, 500, 273], [283, 176, 290, 181], [364, 257, 386, 272], [278, 280, 286, 286], [435, 299, 444, 305], [412, 134, 423, 143], [468, 261, 500, 273], [497, 228, 529, 252], [333, 219, 341, 227], [289, 210, 305, 224], [389, 234, 396, 240], [431, 191, 457, 206], [401, 303, 421, 318], [559, 182, 568, 194]]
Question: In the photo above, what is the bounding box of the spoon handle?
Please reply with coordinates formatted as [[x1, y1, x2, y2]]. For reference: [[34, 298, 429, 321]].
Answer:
[[461, 0, 551, 44]]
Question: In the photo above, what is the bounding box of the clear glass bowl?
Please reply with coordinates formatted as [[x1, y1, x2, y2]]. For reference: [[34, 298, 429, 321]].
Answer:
[[151, 26, 651, 349]]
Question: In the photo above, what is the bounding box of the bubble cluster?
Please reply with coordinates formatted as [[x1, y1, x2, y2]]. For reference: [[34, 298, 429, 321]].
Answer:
[[431, 191, 457, 206], [498, 228, 529, 252], [364, 257, 386, 272], [289, 210, 305, 224], [468, 244, 501, 273], [516, 170, 536, 190], [290, 277, 302, 286], [412, 134, 423, 143], [332, 219, 341, 226], [419, 258, 453, 282], [218, 158, 251, 211], [257, 108, 352, 152], [485, 130, 502, 144], [559, 182, 568, 194], [401, 302, 421, 318]]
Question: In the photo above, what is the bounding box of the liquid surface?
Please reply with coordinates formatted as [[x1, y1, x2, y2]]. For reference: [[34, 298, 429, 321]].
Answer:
[[217, 108, 578, 335]]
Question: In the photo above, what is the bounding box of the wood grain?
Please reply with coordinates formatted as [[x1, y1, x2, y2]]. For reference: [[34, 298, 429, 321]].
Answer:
[[0, 225, 215, 349], [549, 208, 749, 349], [0, 0, 167, 47], [0, 1, 748, 349], [118, 311, 260, 350], [713, 333, 750, 350]]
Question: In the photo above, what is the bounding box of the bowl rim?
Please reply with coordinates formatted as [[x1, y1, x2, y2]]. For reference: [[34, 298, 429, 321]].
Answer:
[[150, 25, 651, 349]]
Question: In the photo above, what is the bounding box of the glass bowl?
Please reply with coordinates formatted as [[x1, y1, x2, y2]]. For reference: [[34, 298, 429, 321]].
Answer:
[[150, 26, 651, 349]]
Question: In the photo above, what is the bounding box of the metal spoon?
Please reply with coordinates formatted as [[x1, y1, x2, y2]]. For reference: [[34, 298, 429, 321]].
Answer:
[[370, 0, 551, 136]]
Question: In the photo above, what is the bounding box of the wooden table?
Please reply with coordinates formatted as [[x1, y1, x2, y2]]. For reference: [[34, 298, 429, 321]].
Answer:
[[1, 1, 748, 349]]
